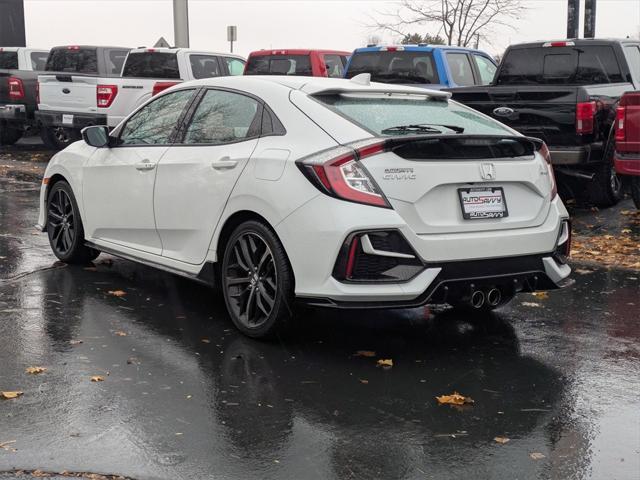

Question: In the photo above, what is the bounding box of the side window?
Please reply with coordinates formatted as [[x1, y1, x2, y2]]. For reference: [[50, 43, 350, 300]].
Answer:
[[624, 45, 640, 80], [106, 49, 128, 75], [119, 89, 194, 145], [446, 53, 475, 86], [30, 52, 49, 71], [224, 57, 246, 76], [324, 54, 345, 78], [183, 89, 260, 145], [472, 54, 497, 85], [189, 55, 221, 79]]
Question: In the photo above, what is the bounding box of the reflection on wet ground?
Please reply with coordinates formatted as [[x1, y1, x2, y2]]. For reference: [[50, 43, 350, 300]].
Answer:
[[0, 176, 639, 479]]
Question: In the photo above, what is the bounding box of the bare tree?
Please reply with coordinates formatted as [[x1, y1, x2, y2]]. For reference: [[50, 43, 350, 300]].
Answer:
[[371, 0, 525, 47]]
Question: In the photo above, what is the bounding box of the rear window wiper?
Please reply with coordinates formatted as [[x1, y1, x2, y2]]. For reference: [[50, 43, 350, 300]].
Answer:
[[381, 124, 464, 135]]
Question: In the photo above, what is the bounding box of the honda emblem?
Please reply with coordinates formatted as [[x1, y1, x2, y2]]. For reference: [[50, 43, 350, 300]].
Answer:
[[480, 163, 496, 180]]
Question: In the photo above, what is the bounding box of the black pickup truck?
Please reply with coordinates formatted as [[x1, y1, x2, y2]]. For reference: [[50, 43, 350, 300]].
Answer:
[[448, 39, 640, 206], [0, 47, 49, 145]]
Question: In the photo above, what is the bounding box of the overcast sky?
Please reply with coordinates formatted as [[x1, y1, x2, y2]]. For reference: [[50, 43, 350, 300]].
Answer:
[[23, 0, 640, 57]]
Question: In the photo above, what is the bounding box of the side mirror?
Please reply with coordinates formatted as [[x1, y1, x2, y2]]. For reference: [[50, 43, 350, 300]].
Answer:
[[82, 125, 110, 148]]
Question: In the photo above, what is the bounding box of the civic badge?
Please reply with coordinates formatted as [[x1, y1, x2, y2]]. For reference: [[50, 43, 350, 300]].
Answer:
[[480, 163, 496, 180], [493, 106, 514, 117]]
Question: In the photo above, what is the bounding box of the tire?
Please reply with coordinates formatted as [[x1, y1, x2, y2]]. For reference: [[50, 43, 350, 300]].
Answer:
[[221, 220, 294, 339], [46, 180, 100, 264], [0, 122, 23, 146], [587, 137, 623, 207], [40, 125, 80, 150], [631, 177, 640, 210]]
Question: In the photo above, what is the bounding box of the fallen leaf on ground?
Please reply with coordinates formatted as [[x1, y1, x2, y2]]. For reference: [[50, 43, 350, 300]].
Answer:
[[494, 436, 510, 444], [1, 391, 23, 399], [201, 338, 211, 344], [359, 379, 369, 384], [521, 302, 541, 307], [354, 350, 376, 357], [90, 376, 105, 382], [0, 440, 16, 451], [107, 290, 126, 297], [69, 339, 83, 345], [621, 229, 632, 234], [114, 331, 127, 337], [530, 452, 546, 460], [575, 268, 593, 275], [376, 359, 393, 368], [25, 366, 46, 375], [436, 392, 474, 405], [531, 291, 548, 299]]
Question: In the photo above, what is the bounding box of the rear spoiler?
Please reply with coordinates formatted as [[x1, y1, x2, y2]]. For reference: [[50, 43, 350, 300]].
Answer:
[[311, 87, 451, 101]]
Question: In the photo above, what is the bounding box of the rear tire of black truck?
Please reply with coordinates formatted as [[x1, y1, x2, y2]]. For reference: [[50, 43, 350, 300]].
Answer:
[[0, 122, 23, 146], [631, 177, 640, 210], [587, 135, 623, 207], [40, 126, 81, 150]]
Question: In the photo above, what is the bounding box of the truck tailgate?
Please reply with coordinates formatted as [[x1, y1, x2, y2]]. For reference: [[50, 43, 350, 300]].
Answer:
[[105, 78, 159, 127], [38, 74, 99, 114]]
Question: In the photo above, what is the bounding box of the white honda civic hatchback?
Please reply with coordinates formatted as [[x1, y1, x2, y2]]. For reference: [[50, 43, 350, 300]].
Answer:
[[37, 75, 571, 337]]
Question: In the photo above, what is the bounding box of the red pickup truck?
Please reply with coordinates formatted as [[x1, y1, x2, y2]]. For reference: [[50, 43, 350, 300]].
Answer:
[[614, 91, 640, 208], [244, 49, 350, 77]]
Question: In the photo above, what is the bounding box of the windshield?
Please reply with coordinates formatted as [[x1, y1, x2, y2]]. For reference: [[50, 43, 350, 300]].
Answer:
[[45, 48, 98, 74], [123, 52, 180, 79], [315, 93, 512, 136], [346, 51, 440, 85], [245, 55, 312, 76]]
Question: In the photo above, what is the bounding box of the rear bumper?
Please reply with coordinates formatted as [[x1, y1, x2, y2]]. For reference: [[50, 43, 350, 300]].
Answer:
[[0, 103, 31, 124], [614, 152, 640, 176], [549, 145, 602, 165], [35, 110, 107, 129]]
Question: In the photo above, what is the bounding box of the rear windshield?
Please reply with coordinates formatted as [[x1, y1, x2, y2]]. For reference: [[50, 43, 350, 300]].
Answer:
[[245, 55, 312, 76], [123, 52, 180, 79], [345, 51, 440, 85], [0, 51, 19, 69], [497, 46, 624, 85], [45, 48, 98, 74], [315, 94, 511, 136]]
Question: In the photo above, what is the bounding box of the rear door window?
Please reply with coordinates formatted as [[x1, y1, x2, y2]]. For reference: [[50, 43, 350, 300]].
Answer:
[[0, 51, 19, 69], [324, 54, 346, 78], [105, 49, 128, 75], [245, 55, 312, 76], [45, 48, 98, 74], [497, 45, 624, 85], [189, 54, 222, 79], [224, 57, 246, 75], [624, 45, 640, 79], [122, 52, 180, 79], [345, 51, 439, 85], [30, 52, 49, 71], [472, 54, 497, 85], [446, 53, 475, 86]]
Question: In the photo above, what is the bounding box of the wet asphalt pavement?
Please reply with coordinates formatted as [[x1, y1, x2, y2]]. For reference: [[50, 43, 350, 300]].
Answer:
[[1, 166, 639, 479]]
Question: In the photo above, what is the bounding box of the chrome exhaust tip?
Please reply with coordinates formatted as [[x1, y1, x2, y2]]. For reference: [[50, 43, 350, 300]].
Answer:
[[487, 288, 502, 307], [470, 290, 485, 309]]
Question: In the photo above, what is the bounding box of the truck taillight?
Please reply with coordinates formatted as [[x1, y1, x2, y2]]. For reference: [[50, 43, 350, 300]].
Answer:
[[8, 76, 25, 100], [152, 81, 180, 96], [96, 85, 118, 108], [615, 105, 626, 142], [576, 101, 596, 134]]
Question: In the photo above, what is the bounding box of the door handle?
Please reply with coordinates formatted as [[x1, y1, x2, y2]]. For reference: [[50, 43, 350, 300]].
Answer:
[[135, 159, 156, 171], [211, 157, 238, 170]]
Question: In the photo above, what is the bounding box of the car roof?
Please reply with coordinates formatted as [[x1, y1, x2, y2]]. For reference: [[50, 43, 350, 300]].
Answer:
[[248, 49, 351, 57], [51, 45, 129, 50], [128, 47, 244, 59], [353, 45, 488, 54], [0, 47, 48, 52], [508, 38, 635, 49]]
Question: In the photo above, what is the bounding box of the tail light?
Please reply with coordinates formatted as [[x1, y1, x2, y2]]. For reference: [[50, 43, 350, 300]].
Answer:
[[152, 81, 180, 96], [8, 76, 25, 100], [296, 139, 391, 208], [542, 41, 575, 47], [554, 219, 571, 264], [96, 84, 118, 108], [537, 142, 557, 200], [576, 101, 596, 134], [615, 105, 626, 142]]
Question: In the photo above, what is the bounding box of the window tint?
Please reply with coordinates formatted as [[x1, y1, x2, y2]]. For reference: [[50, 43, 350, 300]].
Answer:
[[497, 46, 624, 85], [345, 51, 439, 85], [189, 55, 221, 79], [624, 45, 640, 79], [472, 54, 496, 85], [45, 48, 98, 74], [245, 55, 312, 76], [447, 53, 475, 86], [315, 94, 511, 136], [119, 89, 194, 145], [324, 54, 346, 78], [30, 52, 49, 71], [184, 90, 260, 144], [106, 49, 128, 75], [224, 57, 245, 76], [122, 52, 180, 79], [0, 51, 19, 69]]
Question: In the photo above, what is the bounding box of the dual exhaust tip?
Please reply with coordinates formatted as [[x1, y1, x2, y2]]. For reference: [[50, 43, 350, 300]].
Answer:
[[470, 288, 502, 309]]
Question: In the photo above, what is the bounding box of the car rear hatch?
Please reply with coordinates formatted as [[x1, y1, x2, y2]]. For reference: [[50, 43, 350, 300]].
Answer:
[[361, 135, 553, 234]]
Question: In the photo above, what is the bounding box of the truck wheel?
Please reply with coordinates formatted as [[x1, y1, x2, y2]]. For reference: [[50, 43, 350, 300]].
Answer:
[[40, 126, 80, 150], [587, 140, 623, 207], [0, 123, 23, 146], [631, 177, 640, 210]]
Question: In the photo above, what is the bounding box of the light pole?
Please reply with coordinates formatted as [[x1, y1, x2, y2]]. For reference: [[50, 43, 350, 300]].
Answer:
[[584, 0, 597, 38], [173, 0, 190, 48]]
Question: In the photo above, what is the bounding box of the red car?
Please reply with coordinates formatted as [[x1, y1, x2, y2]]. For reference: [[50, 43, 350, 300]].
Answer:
[[614, 91, 640, 208], [244, 49, 350, 78]]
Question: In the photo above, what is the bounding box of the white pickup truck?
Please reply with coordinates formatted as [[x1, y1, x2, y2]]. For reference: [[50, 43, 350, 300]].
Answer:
[[36, 46, 246, 149]]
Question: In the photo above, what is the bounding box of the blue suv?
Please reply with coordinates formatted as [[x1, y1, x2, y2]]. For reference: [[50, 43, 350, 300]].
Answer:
[[344, 45, 497, 88]]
